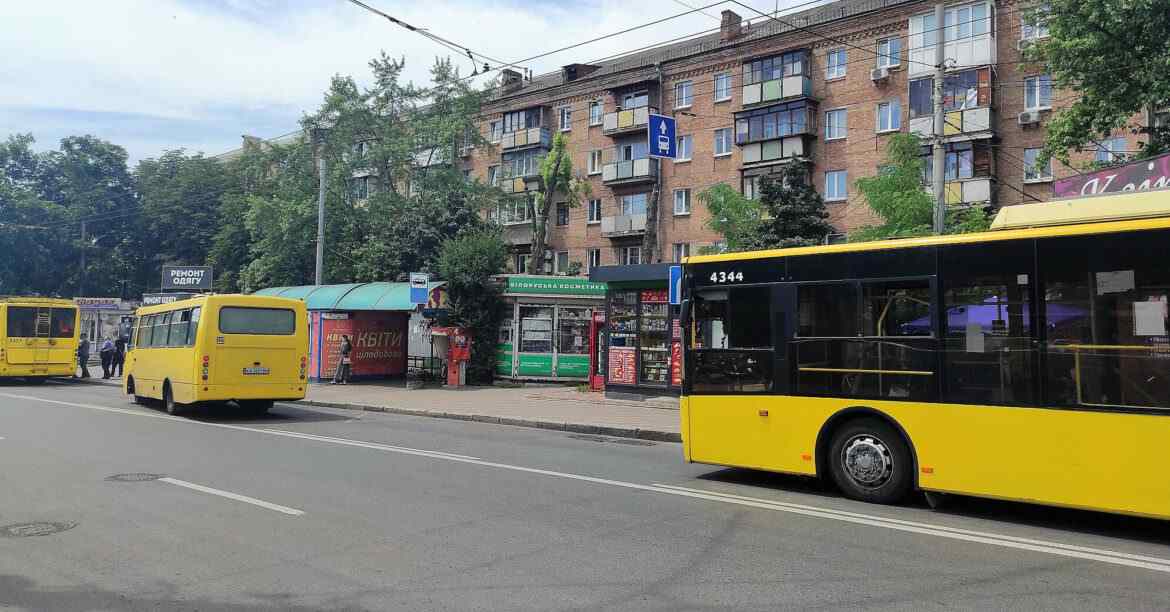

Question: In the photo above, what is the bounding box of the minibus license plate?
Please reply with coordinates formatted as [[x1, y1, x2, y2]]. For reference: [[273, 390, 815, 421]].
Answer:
[[243, 367, 270, 376]]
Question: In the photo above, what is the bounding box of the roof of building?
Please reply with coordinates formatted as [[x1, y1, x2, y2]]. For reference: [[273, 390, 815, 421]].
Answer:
[[253, 282, 445, 311]]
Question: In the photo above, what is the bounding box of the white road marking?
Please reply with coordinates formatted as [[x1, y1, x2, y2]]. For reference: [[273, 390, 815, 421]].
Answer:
[[5, 391, 1170, 574], [159, 477, 305, 516]]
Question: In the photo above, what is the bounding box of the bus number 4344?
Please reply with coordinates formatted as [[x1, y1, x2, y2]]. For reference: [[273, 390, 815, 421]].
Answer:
[[709, 271, 743, 283]]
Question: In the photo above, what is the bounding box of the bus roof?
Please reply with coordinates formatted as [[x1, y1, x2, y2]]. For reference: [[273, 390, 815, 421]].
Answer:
[[133, 294, 304, 316], [0, 297, 77, 306], [686, 204, 1170, 265]]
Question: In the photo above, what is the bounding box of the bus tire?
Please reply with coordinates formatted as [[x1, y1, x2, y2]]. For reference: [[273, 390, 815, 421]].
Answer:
[[828, 417, 913, 505], [126, 377, 145, 405], [240, 400, 273, 415], [163, 382, 182, 416]]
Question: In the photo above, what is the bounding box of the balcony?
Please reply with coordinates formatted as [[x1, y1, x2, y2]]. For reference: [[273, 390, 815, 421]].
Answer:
[[735, 102, 815, 166], [909, 107, 994, 140], [602, 106, 656, 136], [496, 165, 542, 195], [600, 213, 647, 237], [601, 157, 658, 186], [412, 146, 449, 168], [941, 178, 993, 206], [741, 75, 811, 108], [908, 6, 996, 77], [500, 127, 551, 151]]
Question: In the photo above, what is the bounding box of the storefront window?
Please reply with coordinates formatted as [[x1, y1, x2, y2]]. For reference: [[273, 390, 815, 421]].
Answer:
[[558, 307, 591, 355], [518, 306, 553, 353], [639, 290, 670, 384]]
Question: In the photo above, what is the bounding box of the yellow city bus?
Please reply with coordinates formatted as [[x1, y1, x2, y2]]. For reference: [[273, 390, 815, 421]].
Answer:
[[124, 294, 308, 415], [0, 297, 80, 382], [680, 205, 1170, 520]]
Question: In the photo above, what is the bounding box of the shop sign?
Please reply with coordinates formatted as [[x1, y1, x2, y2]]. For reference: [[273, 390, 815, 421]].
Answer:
[[1054, 152, 1170, 198], [505, 276, 606, 297], [74, 297, 123, 309], [142, 293, 194, 306], [607, 346, 637, 385], [640, 289, 668, 303], [315, 312, 406, 378], [162, 265, 212, 291]]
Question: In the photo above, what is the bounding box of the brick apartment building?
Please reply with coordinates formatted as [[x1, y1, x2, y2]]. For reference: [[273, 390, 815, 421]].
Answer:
[[461, 0, 1139, 275]]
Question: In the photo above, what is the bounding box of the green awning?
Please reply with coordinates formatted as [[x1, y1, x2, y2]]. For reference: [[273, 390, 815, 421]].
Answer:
[[252, 282, 445, 311]]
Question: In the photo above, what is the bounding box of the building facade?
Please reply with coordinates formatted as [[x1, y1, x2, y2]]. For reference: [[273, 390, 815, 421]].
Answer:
[[467, 0, 1134, 274]]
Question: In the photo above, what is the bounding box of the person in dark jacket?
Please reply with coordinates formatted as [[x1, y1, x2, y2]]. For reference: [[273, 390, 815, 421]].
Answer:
[[332, 335, 352, 384], [112, 335, 127, 378], [99, 336, 115, 379], [76, 334, 91, 378]]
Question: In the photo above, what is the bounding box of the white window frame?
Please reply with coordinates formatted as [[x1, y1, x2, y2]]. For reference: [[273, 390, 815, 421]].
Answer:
[[555, 250, 570, 274], [587, 198, 602, 224], [619, 246, 642, 266], [487, 165, 499, 186], [588, 248, 602, 271], [674, 80, 693, 109], [714, 73, 732, 102], [489, 120, 502, 143], [714, 128, 732, 157], [1095, 136, 1127, 163], [672, 243, 691, 263], [558, 106, 572, 132], [587, 149, 602, 175], [876, 37, 901, 68], [675, 134, 692, 162], [826, 48, 847, 79], [588, 100, 603, 126], [825, 169, 848, 201], [825, 108, 847, 140], [673, 188, 691, 216], [1025, 75, 1053, 111], [515, 253, 530, 274], [944, 2, 990, 42], [876, 99, 901, 133], [1023, 148, 1052, 183], [1021, 4, 1050, 40]]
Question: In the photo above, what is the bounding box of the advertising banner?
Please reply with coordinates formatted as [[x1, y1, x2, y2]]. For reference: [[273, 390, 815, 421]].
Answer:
[[315, 311, 407, 379], [1054, 152, 1170, 198], [670, 341, 683, 387], [161, 266, 213, 291], [142, 293, 196, 306], [607, 346, 637, 385]]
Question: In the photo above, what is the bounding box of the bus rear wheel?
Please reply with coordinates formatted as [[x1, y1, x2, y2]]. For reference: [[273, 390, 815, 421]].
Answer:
[[828, 418, 913, 505], [239, 400, 273, 415], [163, 383, 182, 416]]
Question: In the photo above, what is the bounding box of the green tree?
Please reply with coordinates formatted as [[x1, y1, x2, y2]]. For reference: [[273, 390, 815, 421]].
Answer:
[[0, 134, 72, 295], [436, 227, 508, 383], [135, 150, 237, 272], [853, 133, 991, 242], [528, 132, 588, 274], [753, 161, 834, 248], [1029, 1, 1170, 163], [698, 183, 764, 252]]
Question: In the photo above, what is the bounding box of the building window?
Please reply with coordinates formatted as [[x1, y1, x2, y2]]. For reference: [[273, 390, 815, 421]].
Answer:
[[1095, 136, 1127, 163], [735, 100, 811, 144], [1023, 148, 1052, 182], [489, 120, 502, 143], [350, 176, 369, 201], [588, 248, 602, 271], [502, 108, 542, 133], [743, 50, 808, 86], [587, 198, 602, 223], [620, 193, 647, 216], [1025, 75, 1053, 110], [673, 189, 691, 215], [825, 170, 848, 201], [675, 134, 692, 161], [558, 106, 572, 131], [944, 2, 989, 42], [556, 202, 569, 226], [1021, 4, 1050, 40], [876, 99, 901, 132], [714, 73, 732, 102], [674, 80, 693, 108], [826, 49, 847, 79], [555, 251, 570, 273], [672, 243, 691, 263], [515, 253, 530, 274], [714, 128, 732, 156], [876, 37, 901, 68], [587, 149, 602, 175], [487, 165, 499, 186], [496, 197, 534, 225], [619, 246, 642, 266], [825, 108, 847, 140], [589, 100, 603, 126]]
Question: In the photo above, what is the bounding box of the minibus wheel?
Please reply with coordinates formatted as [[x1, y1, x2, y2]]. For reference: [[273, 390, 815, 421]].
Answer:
[[163, 382, 182, 416], [828, 417, 912, 505]]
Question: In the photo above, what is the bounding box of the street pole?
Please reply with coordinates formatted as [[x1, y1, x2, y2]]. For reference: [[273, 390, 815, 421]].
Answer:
[[79, 220, 87, 297], [931, 2, 947, 234], [314, 132, 327, 286]]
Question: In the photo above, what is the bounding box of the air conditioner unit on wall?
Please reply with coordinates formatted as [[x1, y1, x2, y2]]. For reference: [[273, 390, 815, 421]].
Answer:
[[870, 67, 890, 82], [1018, 111, 1041, 127], [1017, 38, 1034, 52]]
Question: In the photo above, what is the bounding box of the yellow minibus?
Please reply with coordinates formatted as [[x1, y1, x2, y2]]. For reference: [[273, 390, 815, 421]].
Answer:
[[1, 297, 79, 381], [124, 294, 308, 414]]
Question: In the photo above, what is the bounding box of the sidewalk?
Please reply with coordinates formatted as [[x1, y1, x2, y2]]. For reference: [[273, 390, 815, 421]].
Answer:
[[75, 377, 681, 442], [302, 382, 681, 442]]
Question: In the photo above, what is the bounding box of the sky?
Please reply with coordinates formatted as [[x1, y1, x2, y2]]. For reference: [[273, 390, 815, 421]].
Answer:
[[1, 0, 820, 165]]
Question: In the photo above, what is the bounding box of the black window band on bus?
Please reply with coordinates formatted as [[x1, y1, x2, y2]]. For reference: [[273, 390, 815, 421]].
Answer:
[[218, 307, 296, 336]]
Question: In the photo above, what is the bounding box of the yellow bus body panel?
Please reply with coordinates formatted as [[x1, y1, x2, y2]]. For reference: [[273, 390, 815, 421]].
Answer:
[[125, 295, 308, 405], [0, 298, 80, 379], [684, 394, 1170, 520]]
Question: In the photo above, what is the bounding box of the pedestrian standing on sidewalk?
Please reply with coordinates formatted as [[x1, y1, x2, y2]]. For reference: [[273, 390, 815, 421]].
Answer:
[[332, 335, 352, 385], [112, 335, 127, 378], [99, 336, 115, 379], [76, 334, 91, 379]]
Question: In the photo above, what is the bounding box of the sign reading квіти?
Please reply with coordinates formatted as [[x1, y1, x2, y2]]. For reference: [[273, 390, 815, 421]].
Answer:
[[161, 266, 213, 291]]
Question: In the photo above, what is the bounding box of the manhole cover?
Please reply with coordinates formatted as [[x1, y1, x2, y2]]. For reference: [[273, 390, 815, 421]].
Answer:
[[1, 521, 77, 538], [106, 473, 165, 482]]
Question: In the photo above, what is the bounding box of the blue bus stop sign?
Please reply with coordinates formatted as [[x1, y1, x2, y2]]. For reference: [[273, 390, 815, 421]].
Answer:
[[669, 265, 683, 305], [648, 114, 677, 159]]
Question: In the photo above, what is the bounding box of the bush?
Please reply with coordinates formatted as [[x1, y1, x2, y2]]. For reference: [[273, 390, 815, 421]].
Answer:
[[436, 228, 508, 384]]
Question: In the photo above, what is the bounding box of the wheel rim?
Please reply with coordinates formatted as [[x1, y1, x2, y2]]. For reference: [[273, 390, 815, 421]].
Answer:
[[840, 434, 893, 489]]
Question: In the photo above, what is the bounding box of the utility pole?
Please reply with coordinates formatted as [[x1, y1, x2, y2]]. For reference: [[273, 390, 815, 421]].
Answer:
[[313, 128, 328, 286], [79, 220, 87, 297], [931, 2, 947, 234]]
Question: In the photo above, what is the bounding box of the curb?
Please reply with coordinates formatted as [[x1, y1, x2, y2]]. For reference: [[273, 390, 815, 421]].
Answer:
[[298, 399, 682, 443]]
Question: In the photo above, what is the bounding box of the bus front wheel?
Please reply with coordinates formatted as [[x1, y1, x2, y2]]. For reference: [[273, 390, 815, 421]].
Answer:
[[828, 418, 912, 505]]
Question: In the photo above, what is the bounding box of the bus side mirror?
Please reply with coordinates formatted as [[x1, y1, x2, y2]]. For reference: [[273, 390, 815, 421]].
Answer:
[[680, 298, 692, 328]]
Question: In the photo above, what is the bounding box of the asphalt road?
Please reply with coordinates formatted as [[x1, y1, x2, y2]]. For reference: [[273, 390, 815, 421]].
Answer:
[[1, 380, 1169, 611]]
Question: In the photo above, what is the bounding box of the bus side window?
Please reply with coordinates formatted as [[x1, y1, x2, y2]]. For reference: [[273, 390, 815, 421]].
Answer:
[[154, 312, 173, 348], [690, 287, 774, 394], [187, 307, 201, 346], [138, 315, 154, 348]]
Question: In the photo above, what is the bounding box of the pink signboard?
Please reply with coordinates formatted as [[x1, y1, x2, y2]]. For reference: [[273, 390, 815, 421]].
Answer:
[[1054, 152, 1170, 198]]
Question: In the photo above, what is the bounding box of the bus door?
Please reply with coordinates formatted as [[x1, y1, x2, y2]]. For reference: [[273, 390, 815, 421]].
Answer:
[[772, 284, 796, 395], [5, 306, 45, 365]]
